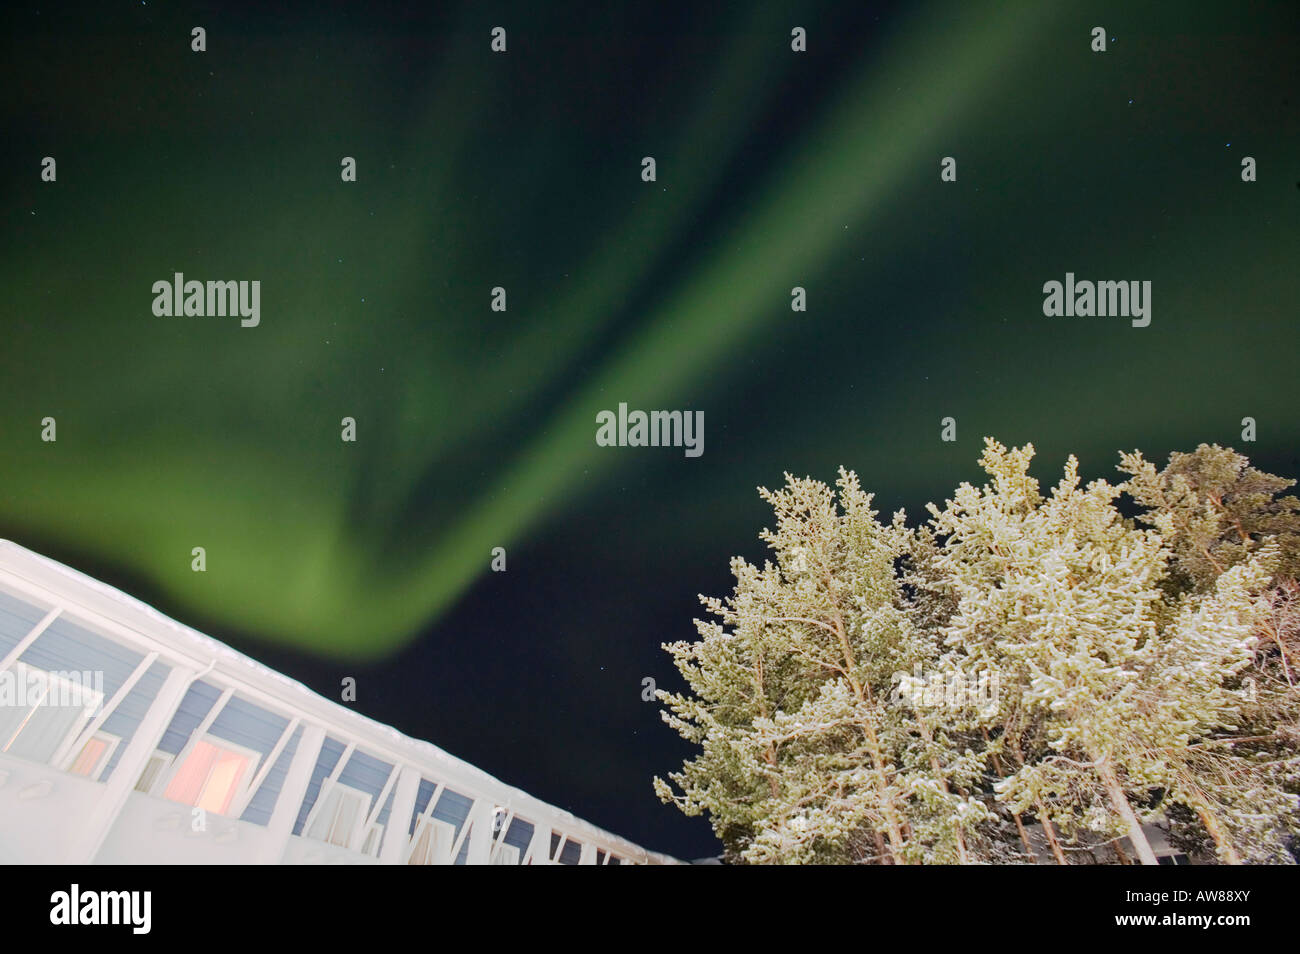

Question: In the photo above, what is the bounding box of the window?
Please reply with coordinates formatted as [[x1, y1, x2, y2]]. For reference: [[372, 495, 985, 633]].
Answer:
[[360, 821, 385, 857], [162, 736, 258, 816], [407, 817, 457, 865], [135, 751, 173, 794], [490, 843, 520, 865], [67, 731, 120, 780], [0, 661, 102, 766], [306, 781, 371, 850], [499, 816, 534, 865], [557, 837, 583, 865]]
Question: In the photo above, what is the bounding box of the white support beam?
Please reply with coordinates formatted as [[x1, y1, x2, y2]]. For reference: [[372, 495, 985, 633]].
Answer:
[[363, 761, 400, 835], [463, 800, 494, 865], [524, 825, 551, 865], [404, 779, 445, 863], [69, 663, 197, 863], [379, 765, 421, 864], [490, 807, 515, 862], [254, 722, 326, 863], [447, 802, 477, 865], [228, 716, 300, 820]]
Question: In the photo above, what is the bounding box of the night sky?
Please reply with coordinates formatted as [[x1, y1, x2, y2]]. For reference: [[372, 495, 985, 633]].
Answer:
[[2, 1, 1297, 860]]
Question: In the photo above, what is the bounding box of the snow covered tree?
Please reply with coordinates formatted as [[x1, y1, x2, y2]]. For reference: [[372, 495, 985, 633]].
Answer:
[[1119, 445, 1300, 861], [924, 440, 1285, 864], [656, 440, 1300, 863], [1118, 443, 1300, 595], [653, 470, 986, 864]]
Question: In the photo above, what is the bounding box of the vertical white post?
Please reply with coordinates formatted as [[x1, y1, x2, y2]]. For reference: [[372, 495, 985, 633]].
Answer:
[[361, 762, 400, 837], [228, 716, 300, 820], [490, 807, 515, 862], [464, 800, 494, 865], [69, 662, 196, 863], [254, 723, 325, 864], [379, 765, 421, 865], [525, 824, 552, 865]]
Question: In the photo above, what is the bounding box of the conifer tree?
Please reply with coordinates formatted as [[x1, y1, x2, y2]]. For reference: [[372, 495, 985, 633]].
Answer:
[[1119, 445, 1300, 861], [656, 440, 1299, 863], [1118, 444, 1300, 593], [654, 470, 981, 863], [925, 441, 1284, 864]]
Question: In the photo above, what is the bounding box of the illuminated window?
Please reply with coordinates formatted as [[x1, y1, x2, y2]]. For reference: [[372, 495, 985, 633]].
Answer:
[[67, 731, 120, 779], [162, 737, 257, 816]]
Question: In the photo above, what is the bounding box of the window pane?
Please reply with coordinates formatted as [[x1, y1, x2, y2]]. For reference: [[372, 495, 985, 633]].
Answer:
[[308, 785, 370, 848], [163, 739, 253, 816], [199, 749, 251, 815], [135, 754, 170, 793], [164, 739, 220, 805], [69, 736, 111, 777], [6, 697, 84, 764], [0, 665, 100, 766]]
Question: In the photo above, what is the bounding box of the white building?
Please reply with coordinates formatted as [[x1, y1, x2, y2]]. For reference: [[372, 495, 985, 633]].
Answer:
[[0, 540, 678, 865]]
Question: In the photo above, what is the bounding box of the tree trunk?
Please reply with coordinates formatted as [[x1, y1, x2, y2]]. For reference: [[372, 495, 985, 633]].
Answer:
[[860, 718, 908, 864], [1034, 796, 1068, 865], [1193, 800, 1242, 864], [1012, 811, 1034, 860], [1096, 759, 1158, 865], [825, 607, 909, 862], [982, 728, 1033, 861]]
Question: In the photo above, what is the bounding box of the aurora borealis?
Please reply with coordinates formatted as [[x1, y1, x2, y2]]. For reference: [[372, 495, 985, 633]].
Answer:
[[2, 1, 1297, 857]]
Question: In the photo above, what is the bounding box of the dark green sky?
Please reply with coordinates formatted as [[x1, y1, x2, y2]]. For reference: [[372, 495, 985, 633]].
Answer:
[[2, 0, 1296, 858]]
